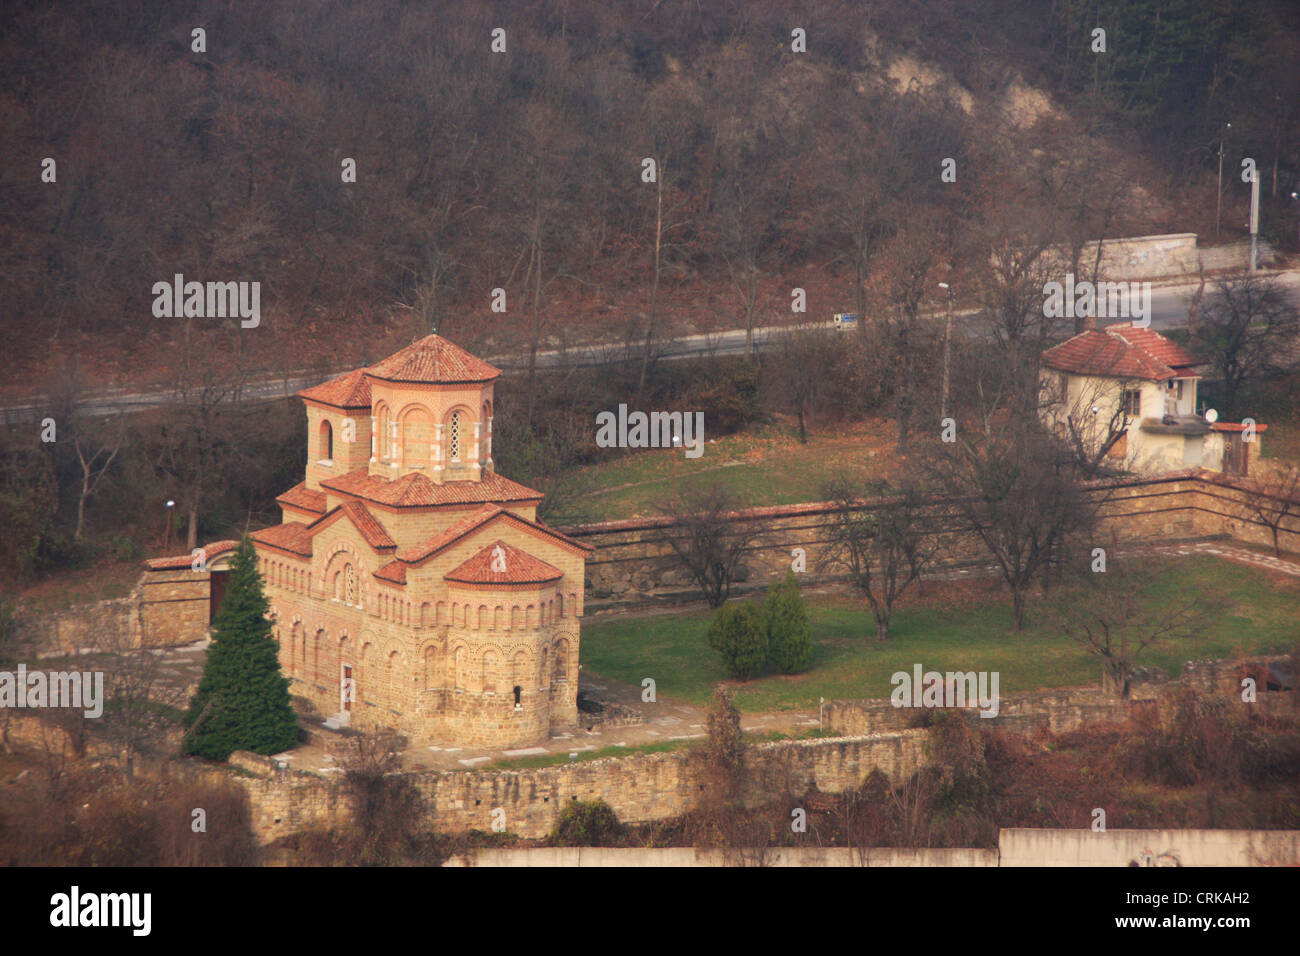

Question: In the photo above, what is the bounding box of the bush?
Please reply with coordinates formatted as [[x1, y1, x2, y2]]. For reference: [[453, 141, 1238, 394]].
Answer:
[[764, 571, 813, 674], [551, 799, 625, 847], [706, 600, 768, 680]]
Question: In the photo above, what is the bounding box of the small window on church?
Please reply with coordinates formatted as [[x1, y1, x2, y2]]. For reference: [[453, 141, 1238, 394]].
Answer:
[[319, 420, 333, 461], [513, 685, 522, 709], [449, 411, 461, 461], [344, 564, 356, 606]]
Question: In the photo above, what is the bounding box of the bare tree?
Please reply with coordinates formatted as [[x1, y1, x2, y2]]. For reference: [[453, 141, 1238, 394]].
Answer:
[[770, 322, 836, 443], [658, 484, 764, 608], [102, 606, 190, 782], [1050, 555, 1215, 698], [820, 478, 939, 641], [1039, 371, 1139, 477], [1192, 273, 1300, 420], [926, 414, 1102, 629], [1242, 463, 1300, 557]]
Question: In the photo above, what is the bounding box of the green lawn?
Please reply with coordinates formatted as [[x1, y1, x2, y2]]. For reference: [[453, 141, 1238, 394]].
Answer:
[[546, 419, 899, 524], [580, 555, 1300, 713]]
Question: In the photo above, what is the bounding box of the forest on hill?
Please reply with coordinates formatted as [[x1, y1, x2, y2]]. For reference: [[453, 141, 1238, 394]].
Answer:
[[2, 0, 1298, 390]]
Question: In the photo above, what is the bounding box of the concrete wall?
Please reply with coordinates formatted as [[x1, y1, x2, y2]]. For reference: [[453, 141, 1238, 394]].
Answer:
[[446, 846, 999, 866], [999, 828, 1300, 867], [442, 831, 1297, 866], [1043, 233, 1275, 281]]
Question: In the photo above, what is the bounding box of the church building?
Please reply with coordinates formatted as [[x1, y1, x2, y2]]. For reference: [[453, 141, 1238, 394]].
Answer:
[[251, 335, 590, 748]]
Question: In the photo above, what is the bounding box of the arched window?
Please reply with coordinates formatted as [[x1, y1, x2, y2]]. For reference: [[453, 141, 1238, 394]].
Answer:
[[319, 420, 333, 460], [449, 410, 461, 461], [377, 406, 390, 462]]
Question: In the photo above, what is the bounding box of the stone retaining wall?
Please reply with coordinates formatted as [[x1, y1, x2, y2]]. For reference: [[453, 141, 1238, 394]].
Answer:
[[226, 729, 929, 844]]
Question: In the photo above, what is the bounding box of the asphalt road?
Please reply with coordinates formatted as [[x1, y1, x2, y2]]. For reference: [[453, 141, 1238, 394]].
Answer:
[[4, 272, 1296, 425]]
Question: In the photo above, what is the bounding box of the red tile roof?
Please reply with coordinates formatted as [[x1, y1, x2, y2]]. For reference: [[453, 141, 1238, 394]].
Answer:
[[366, 334, 501, 384], [1106, 324, 1200, 371], [277, 481, 328, 515], [145, 539, 240, 570], [396, 505, 504, 563], [1042, 324, 1201, 381], [373, 561, 407, 584], [299, 368, 372, 408], [321, 467, 542, 508], [308, 500, 396, 551], [444, 540, 563, 586], [396, 504, 592, 565], [250, 523, 314, 557]]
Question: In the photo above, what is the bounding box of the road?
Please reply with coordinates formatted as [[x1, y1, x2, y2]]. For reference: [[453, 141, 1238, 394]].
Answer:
[[3, 272, 1296, 425]]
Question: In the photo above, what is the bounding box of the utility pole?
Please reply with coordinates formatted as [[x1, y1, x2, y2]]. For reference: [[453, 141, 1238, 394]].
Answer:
[[1249, 168, 1260, 272], [1216, 123, 1231, 237], [938, 282, 953, 421]]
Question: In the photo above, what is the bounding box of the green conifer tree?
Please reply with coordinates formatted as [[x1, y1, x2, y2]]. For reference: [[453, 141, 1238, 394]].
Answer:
[[764, 570, 813, 674], [183, 537, 298, 760]]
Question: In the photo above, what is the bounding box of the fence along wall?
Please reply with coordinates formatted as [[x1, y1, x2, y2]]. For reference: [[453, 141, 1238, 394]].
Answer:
[[11, 471, 1296, 656], [566, 471, 1300, 608]]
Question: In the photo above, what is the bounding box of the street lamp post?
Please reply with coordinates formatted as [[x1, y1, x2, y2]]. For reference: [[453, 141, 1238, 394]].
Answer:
[[671, 433, 682, 508], [938, 282, 954, 421], [163, 499, 176, 555]]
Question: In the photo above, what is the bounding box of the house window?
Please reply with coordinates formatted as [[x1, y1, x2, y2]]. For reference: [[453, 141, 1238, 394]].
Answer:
[[1122, 388, 1142, 418], [449, 411, 461, 461]]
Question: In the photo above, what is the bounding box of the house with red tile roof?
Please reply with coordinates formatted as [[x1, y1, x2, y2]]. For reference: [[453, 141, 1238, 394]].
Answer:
[[251, 335, 591, 748], [1041, 323, 1265, 475]]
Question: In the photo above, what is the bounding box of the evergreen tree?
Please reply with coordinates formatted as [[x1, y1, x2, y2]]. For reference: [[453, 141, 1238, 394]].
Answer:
[[764, 570, 813, 674], [706, 600, 767, 680], [183, 537, 298, 760]]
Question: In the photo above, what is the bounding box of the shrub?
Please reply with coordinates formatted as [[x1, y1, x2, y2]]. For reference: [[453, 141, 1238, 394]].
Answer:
[[764, 571, 813, 674], [706, 600, 768, 680], [551, 799, 625, 847]]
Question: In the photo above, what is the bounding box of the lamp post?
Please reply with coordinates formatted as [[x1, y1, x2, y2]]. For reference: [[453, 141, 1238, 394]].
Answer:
[[938, 282, 954, 422], [163, 499, 176, 555], [1216, 122, 1231, 237], [671, 432, 682, 509]]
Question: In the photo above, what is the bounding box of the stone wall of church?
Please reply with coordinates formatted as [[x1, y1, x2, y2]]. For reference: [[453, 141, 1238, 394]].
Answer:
[[260, 514, 583, 748]]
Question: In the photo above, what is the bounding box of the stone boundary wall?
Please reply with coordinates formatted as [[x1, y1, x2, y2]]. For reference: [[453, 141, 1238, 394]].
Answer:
[[564, 471, 1300, 608], [825, 656, 1296, 738], [11, 593, 140, 659], [12, 472, 1296, 656], [225, 730, 930, 845], [824, 687, 1131, 738]]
